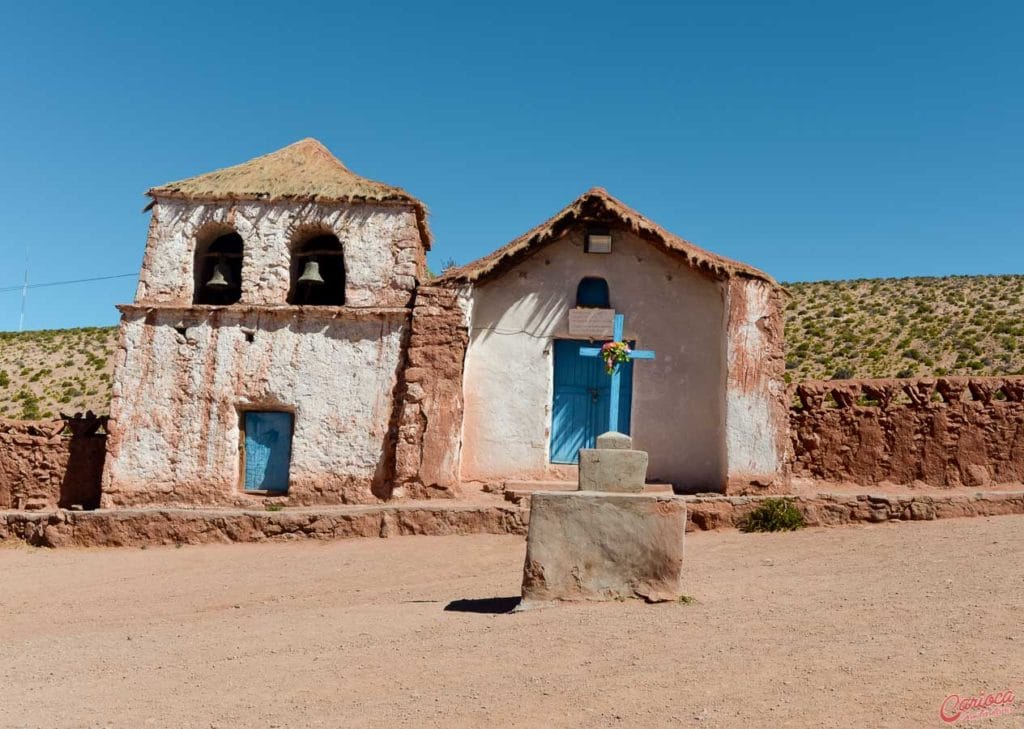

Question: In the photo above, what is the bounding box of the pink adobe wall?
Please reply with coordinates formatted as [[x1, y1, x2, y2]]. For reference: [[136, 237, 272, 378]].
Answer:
[[790, 377, 1024, 488]]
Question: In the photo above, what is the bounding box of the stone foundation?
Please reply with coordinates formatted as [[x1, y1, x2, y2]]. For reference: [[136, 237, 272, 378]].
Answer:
[[1, 490, 1022, 548], [0, 502, 526, 547]]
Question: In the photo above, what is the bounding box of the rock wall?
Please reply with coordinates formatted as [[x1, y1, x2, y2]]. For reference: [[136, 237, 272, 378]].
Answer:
[[0, 415, 106, 510], [393, 286, 470, 498], [790, 377, 1024, 487]]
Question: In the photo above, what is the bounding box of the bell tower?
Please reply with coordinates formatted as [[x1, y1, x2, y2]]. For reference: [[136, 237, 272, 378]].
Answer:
[[101, 139, 430, 508]]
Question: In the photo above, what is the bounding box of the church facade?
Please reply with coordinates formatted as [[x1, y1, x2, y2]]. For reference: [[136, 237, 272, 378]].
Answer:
[[102, 139, 787, 507]]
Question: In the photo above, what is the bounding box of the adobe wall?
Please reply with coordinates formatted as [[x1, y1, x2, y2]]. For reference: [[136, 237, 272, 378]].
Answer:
[[790, 377, 1024, 487], [0, 415, 106, 510], [136, 198, 424, 308], [102, 307, 408, 508], [459, 228, 728, 490], [393, 286, 470, 498], [723, 277, 788, 492]]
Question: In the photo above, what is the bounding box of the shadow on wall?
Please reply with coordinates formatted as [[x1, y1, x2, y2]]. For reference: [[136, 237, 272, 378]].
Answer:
[[0, 413, 107, 511], [469, 287, 567, 347]]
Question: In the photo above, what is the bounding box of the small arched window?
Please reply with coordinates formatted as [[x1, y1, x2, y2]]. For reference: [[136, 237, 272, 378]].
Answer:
[[576, 277, 610, 308], [288, 232, 345, 306], [194, 230, 243, 305]]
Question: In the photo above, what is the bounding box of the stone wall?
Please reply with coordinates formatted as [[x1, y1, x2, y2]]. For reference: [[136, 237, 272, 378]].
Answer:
[[393, 286, 470, 498], [790, 377, 1024, 487], [0, 414, 106, 510]]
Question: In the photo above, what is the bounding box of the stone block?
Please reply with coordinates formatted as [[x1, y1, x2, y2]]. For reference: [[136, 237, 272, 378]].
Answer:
[[520, 491, 686, 604], [578, 448, 648, 492], [595, 431, 632, 450]]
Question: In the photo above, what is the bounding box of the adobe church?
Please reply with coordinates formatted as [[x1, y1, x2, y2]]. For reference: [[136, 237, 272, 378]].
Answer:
[[101, 138, 787, 508]]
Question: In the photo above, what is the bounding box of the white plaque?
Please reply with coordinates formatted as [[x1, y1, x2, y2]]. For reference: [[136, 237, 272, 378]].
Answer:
[[568, 308, 615, 339]]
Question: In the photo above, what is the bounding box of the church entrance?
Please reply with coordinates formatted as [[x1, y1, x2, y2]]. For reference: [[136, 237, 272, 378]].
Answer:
[[549, 339, 633, 464]]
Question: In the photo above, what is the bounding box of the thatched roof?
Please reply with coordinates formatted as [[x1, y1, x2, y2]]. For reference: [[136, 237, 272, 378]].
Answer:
[[146, 138, 431, 248], [437, 187, 775, 285]]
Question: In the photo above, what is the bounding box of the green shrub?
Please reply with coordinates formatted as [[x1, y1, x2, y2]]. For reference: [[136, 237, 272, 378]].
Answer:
[[18, 396, 41, 420], [740, 499, 805, 533]]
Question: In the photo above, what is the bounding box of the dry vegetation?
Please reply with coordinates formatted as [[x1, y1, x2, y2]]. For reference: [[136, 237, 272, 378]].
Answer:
[[784, 275, 1024, 382], [1, 275, 1022, 418], [0, 327, 117, 419]]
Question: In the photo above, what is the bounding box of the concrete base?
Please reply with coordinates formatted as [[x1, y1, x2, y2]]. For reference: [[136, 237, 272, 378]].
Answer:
[[577, 449, 649, 492], [520, 491, 686, 605]]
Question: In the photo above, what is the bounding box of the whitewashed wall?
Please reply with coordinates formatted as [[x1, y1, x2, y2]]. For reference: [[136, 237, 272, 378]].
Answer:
[[460, 229, 728, 490], [724, 277, 788, 488], [102, 308, 407, 506], [135, 197, 422, 308], [103, 195, 424, 507]]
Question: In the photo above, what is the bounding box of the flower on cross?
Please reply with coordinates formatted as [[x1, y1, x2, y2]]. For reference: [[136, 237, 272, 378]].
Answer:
[[600, 341, 632, 375]]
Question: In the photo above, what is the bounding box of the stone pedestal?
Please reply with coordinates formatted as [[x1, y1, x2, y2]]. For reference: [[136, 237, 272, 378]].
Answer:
[[577, 431, 648, 493], [520, 491, 686, 605]]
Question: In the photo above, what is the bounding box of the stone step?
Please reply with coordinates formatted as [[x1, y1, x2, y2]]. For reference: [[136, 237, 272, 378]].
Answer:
[[502, 480, 577, 493], [504, 482, 674, 505]]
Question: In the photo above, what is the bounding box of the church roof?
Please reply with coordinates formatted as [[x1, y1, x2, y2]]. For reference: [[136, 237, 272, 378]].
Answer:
[[437, 188, 775, 285], [146, 138, 431, 247]]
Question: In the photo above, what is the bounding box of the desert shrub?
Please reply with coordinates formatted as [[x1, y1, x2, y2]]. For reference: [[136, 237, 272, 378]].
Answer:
[[18, 395, 41, 420], [740, 499, 805, 533]]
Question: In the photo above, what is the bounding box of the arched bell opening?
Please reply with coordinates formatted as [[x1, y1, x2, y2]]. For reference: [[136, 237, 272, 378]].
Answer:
[[288, 232, 346, 306], [193, 228, 243, 305]]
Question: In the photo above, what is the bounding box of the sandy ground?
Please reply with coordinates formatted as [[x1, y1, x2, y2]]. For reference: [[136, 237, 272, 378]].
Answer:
[[2, 518, 1022, 729]]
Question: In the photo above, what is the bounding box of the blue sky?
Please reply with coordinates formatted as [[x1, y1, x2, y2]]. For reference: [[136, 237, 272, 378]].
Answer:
[[1, 0, 1021, 331]]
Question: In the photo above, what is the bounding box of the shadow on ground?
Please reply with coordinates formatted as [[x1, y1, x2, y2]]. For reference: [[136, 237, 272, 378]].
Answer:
[[444, 597, 521, 614]]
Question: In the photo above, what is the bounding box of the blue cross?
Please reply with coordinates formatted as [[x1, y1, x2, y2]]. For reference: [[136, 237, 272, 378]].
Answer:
[[579, 313, 656, 431]]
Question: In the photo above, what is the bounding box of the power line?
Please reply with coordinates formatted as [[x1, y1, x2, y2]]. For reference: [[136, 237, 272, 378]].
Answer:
[[0, 273, 136, 295]]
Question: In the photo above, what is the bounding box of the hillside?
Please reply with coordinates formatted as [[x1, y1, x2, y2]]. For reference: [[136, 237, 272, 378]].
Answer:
[[784, 275, 1024, 382], [2, 274, 1024, 418], [0, 327, 117, 419]]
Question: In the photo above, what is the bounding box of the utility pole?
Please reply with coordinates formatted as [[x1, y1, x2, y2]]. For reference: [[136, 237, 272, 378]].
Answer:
[[18, 251, 27, 332]]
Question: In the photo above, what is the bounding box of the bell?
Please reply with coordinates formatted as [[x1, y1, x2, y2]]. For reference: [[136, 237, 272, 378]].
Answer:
[[297, 259, 324, 285], [205, 260, 234, 290]]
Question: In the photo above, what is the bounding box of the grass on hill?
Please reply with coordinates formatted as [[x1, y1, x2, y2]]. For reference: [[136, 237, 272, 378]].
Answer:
[[1, 275, 1023, 419], [783, 275, 1024, 382], [0, 327, 117, 420]]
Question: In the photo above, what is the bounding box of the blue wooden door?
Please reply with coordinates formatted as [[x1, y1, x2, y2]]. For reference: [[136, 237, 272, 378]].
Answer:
[[244, 411, 293, 492], [550, 339, 633, 464]]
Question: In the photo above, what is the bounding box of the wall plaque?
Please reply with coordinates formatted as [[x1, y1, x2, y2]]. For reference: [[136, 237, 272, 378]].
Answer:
[[567, 308, 615, 339]]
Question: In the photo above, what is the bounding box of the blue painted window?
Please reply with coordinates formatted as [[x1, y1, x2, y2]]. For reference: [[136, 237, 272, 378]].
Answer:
[[243, 411, 293, 493], [576, 277, 610, 308]]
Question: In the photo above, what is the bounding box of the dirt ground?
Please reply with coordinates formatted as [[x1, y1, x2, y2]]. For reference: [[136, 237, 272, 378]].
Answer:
[[2, 517, 1022, 729]]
